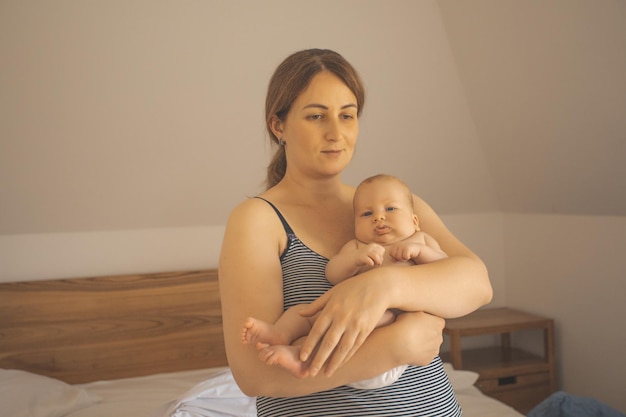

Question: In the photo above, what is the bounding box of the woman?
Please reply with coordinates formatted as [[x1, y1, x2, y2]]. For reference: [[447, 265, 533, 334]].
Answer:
[[219, 48, 492, 416]]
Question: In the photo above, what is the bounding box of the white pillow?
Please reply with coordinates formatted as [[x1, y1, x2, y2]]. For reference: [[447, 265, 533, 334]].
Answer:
[[443, 362, 480, 390], [0, 368, 101, 417]]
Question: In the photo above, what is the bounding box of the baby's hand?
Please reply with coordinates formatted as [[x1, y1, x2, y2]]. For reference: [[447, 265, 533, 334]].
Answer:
[[356, 243, 385, 267], [389, 238, 448, 264], [388, 242, 422, 262]]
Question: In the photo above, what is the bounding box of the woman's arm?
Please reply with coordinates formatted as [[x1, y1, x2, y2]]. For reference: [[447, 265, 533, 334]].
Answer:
[[391, 194, 493, 316], [298, 194, 492, 377], [219, 199, 444, 397]]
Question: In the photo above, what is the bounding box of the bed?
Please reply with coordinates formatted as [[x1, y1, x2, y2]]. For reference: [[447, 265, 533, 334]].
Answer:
[[0, 269, 524, 417]]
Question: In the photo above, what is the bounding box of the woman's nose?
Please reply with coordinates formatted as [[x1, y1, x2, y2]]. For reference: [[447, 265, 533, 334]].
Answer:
[[325, 118, 341, 141]]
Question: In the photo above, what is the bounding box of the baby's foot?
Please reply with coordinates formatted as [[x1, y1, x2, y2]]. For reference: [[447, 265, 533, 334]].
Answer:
[[241, 317, 288, 346], [256, 343, 310, 379]]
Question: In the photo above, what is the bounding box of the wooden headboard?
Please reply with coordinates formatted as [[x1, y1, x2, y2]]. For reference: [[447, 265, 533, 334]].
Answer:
[[0, 269, 228, 384]]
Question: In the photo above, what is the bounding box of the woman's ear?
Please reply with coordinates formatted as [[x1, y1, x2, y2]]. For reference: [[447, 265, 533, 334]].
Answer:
[[269, 115, 284, 141]]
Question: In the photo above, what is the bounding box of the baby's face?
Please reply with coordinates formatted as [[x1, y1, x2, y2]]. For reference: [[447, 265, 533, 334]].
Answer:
[[353, 180, 418, 245]]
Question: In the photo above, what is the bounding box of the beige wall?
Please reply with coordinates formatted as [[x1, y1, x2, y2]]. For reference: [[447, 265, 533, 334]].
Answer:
[[1, 0, 625, 412], [503, 214, 626, 411], [0, 0, 497, 236]]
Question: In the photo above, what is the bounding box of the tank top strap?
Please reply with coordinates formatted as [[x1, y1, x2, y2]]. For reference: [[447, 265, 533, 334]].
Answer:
[[254, 197, 295, 236]]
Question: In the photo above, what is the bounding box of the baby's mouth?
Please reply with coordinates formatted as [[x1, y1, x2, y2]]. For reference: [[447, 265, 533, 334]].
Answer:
[[375, 225, 390, 235]]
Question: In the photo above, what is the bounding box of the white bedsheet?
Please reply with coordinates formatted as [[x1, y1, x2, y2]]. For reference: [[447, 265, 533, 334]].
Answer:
[[63, 364, 523, 417], [66, 368, 228, 417], [454, 385, 524, 417]]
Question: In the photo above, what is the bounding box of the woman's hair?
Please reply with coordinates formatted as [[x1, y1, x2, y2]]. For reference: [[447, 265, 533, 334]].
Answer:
[[264, 49, 366, 189]]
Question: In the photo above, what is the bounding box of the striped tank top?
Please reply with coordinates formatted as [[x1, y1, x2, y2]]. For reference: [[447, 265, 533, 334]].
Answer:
[[256, 198, 462, 417]]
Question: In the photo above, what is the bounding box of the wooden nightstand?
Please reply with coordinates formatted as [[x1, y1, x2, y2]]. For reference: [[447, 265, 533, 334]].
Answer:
[[441, 307, 557, 414]]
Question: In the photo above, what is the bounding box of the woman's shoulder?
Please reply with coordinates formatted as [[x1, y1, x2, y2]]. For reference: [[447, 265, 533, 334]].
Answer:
[[227, 196, 279, 224], [223, 196, 288, 252]]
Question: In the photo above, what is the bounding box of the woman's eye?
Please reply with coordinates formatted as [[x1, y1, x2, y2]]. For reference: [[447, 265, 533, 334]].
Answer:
[[307, 114, 322, 120], [342, 113, 355, 120]]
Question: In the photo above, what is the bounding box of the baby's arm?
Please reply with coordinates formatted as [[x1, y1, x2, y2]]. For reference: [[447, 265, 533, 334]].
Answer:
[[388, 232, 448, 265], [326, 240, 385, 284]]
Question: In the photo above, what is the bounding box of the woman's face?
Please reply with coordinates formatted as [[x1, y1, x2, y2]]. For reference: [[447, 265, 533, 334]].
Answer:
[[275, 71, 359, 180]]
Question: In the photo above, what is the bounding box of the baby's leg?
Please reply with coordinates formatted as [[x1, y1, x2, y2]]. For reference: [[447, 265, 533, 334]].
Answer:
[[242, 304, 314, 346], [256, 342, 311, 379], [242, 317, 288, 346]]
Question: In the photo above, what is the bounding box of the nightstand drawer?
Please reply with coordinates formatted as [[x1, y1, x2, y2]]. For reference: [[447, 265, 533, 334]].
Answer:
[[476, 371, 550, 393], [482, 380, 552, 414], [476, 372, 552, 414]]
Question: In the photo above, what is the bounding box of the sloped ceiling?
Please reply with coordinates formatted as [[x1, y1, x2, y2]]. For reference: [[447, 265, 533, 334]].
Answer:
[[438, 0, 626, 216]]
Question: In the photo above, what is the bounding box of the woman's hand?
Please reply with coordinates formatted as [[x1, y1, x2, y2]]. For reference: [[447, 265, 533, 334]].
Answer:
[[298, 272, 389, 377]]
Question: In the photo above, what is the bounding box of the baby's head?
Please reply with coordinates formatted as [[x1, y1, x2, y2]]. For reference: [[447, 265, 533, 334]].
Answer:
[[353, 174, 419, 244]]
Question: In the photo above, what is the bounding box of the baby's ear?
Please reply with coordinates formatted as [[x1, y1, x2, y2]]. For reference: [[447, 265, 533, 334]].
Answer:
[[413, 214, 420, 230]]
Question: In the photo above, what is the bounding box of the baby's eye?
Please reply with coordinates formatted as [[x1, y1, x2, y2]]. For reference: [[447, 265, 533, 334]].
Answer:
[[361, 211, 373, 217], [386, 207, 397, 212]]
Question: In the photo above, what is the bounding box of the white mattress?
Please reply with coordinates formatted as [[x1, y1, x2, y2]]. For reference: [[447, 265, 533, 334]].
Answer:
[[61, 364, 523, 417]]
